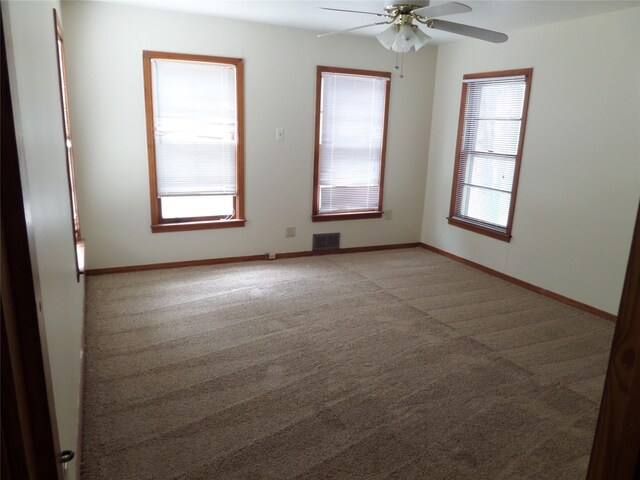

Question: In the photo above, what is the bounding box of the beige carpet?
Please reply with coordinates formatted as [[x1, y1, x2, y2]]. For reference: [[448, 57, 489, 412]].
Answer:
[[81, 248, 614, 479]]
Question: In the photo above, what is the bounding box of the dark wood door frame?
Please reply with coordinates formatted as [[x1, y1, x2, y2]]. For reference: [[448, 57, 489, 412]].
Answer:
[[587, 201, 640, 479], [1, 8, 64, 479]]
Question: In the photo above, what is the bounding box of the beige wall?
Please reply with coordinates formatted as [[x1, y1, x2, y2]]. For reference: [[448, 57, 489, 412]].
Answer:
[[61, 1, 437, 270], [2, 1, 85, 477], [421, 7, 640, 315]]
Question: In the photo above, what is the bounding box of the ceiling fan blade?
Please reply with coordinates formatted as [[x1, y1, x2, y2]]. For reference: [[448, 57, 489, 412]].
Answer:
[[411, 2, 471, 19], [320, 7, 392, 18], [427, 19, 508, 43], [317, 21, 393, 38]]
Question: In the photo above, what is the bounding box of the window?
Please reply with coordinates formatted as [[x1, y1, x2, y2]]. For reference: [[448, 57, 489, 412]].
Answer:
[[53, 9, 84, 279], [449, 68, 533, 241], [143, 51, 245, 233], [313, 66, 391, 221]]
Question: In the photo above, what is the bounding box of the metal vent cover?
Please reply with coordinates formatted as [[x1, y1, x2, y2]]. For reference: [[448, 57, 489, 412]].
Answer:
[[312, 233, 340, 251]]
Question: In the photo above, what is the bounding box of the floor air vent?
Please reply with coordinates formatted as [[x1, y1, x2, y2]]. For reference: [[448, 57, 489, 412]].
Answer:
[[313, 233, 340, 251]]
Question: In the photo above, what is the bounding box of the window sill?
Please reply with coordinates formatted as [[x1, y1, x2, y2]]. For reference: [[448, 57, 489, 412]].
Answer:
[[447, 216, 511, 242], [312, 211, 383, 222], [151, 219, 246, 233]]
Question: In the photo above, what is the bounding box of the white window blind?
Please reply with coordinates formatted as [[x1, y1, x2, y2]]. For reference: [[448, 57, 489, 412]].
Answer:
[[318, 71, 388, 213], [453, 74, 527, 229], [151, 58, 237, 197]]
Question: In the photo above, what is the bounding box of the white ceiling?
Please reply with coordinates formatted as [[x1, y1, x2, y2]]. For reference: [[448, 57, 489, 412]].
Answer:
[[93, 0, 640, 44]]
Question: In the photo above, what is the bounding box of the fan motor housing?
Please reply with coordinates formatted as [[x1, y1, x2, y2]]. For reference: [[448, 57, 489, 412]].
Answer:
[[384, 0, 429, 12]]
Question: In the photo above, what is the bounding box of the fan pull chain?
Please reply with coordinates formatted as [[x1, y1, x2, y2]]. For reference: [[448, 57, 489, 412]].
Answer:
[[393, 51, 405, 79]]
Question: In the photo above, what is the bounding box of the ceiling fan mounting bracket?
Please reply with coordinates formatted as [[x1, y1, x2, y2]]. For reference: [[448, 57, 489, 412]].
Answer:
[[384, 4, 424, 16], [397, 13, 416, 26]]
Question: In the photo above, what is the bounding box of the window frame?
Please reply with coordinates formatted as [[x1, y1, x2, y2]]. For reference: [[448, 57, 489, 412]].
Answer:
[[312, 66, 391, 222], [448, 68, 533, 242], [142, 50, 245, 233], [53, 9, 84, 280]]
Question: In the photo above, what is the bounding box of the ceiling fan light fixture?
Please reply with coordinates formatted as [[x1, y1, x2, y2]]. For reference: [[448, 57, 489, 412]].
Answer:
[[377, 22, 431, 54], [392, 22, 416, 53], [376, 24, 398, 50], [413, 26, 431, 51]]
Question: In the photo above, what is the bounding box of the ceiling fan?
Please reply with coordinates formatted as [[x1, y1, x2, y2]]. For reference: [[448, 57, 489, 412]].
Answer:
[[318, 1, 508, 54]]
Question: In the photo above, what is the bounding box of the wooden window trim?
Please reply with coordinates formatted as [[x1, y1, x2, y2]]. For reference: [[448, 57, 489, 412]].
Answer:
[[142, 50, 245, 233], [312, 66, 391, 222], [448, 68, 533, 242], [151, 219, 246, 233], [53, 9, 84, 280], [312, 211, 383, 222], [447, 216, 512, 242]]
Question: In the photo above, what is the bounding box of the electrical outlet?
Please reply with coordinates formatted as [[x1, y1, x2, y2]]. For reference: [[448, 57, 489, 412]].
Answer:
[[267, 253, 276, 260], [384, 209, 392, 220], [276, 128, 284, 141], [286, 227, 296, 237]]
